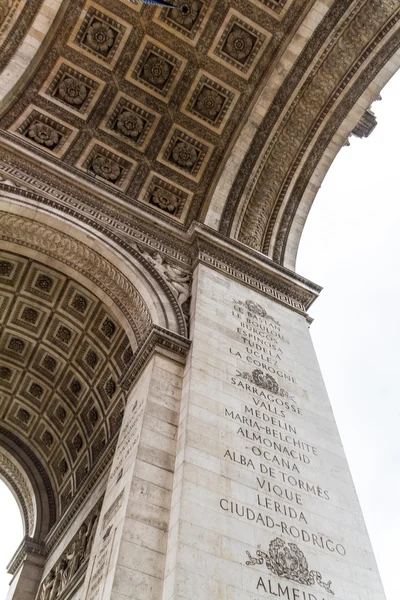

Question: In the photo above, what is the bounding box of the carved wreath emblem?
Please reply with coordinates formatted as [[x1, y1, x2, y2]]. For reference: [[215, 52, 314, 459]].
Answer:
[[244, 299, 280, 324], [246, 539, 334, 595], [236, 369, 293, 400]]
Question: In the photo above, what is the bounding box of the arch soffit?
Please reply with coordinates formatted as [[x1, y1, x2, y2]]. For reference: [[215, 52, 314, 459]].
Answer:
[[272, 36, 400, 268], [0, 430, 57, 541], [0, 197, 186, 339], [0, 446, 35, 537], [203, 0, 336, 231], [208, 0, 400, 259], [0, 0, 65, 109]]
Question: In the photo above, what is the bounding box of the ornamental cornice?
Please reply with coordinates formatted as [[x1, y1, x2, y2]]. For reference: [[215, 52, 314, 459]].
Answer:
[[7, 536, 46, 575], [0, 181, 321, 315], [121, 325, 191, 391], [0, 208, 153, 340], [220, 0, 399, 253], [189, 224, 321, 313], [0, 153, 190, 266]]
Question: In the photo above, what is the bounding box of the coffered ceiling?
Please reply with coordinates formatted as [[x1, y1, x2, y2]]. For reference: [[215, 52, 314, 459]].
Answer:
[[1, 0, 400, 263], [0, 251, 133, 517], [0, 0, 312, 226]]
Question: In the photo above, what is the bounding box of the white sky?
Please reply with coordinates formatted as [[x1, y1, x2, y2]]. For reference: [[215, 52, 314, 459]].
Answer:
[[0, 71, 399, 600], [0, 480, 23, 596], [297, 73, 400, 600]]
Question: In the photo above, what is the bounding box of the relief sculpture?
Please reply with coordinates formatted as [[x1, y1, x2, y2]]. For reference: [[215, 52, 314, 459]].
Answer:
[[236, 369, 293, 399], [39, 506, 100, 600], [135, 244, 191, 308], [246, 538, 334, 595]]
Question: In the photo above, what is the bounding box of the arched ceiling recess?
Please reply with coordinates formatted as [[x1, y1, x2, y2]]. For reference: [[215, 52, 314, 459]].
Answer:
[[0, 200, 190, 536], [208, 0, 400, 263], [0, 0, 333, 230], [0, 446, 36, 537], [0, 0, 400, 271], [0, 200, 188, 338], [0, 250, 136, 519]]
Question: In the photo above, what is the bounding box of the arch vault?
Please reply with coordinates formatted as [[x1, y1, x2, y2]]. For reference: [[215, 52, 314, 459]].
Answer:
[[0, 1, 395, 599]]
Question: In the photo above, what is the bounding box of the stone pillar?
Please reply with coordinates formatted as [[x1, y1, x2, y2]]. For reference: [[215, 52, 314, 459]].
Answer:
[[6, 538, 46, 600], [80, 332, 189, 600], [81, 255, 385, 600], [162, 263, 386, 600]]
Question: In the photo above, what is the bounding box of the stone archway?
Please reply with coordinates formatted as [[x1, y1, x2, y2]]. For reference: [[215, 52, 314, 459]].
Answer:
[[0, 203, 190, 599]]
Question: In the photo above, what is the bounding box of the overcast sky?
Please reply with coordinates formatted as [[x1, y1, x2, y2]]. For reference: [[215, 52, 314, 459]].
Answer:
[[0, 72, 399, 600], [297, 73, 400, 600]]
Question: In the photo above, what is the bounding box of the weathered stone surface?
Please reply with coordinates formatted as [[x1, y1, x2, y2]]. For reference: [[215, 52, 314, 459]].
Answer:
[[0, 1, 393, 598]]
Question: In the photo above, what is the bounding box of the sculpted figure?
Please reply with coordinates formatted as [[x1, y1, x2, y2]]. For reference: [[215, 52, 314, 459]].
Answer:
[[66, 523, 89, 578], [40, 571, 55, 600], [85, 514, 98, 558], [140, 249, 191, 306], [48, 560, 67, 600], [163, 263, 190, 305]]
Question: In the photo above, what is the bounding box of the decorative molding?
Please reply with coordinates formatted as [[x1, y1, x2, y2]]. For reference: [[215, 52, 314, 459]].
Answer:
[[44, 443, 113, 553], [121, 326, 191, 391], [0, 0, 27, 45], [235, 0, 399, 250], [7, 536, 46, 575], [272, 26, 400, 264], [0, 154, 190, 255], [0, 426, 57, 531], [0, 183, 321, 314], [0, 211, 152, 341], [36, 498, 103, 598], [0, 451, 35, 536]]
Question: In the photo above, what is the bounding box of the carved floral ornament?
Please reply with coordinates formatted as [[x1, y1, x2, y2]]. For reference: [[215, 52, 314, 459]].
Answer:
[[195, 88, 223, 119], [58, 78, 87, 106], [169, 0, 201, 27], [151, 188, 179, 212], [85, 21, 115, 53], [91, 155, 121, 181], [143, 55, 170, 85], [172, 141, 197, 167], [225, 26, 254, 61], [117, 111, 144, 138], [26, 123, 59, 147]]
